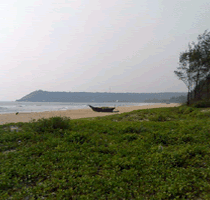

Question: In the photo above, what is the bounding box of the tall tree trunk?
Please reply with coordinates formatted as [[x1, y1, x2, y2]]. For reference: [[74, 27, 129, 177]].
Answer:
[[187, 90, 190, 105], [195, 70, 200, 100], [207, 78, 210, 99], [194, 89, 197, 101]]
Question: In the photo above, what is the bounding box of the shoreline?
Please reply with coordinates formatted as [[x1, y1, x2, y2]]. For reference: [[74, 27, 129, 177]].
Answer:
[[0, 103, 181, 125]]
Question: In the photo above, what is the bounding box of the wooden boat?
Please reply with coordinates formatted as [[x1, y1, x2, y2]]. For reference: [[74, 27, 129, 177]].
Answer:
[[88, 105, 115, 112]]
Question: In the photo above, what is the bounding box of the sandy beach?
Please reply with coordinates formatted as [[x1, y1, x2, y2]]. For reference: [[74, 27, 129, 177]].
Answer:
[[0, 103, 181, 125]]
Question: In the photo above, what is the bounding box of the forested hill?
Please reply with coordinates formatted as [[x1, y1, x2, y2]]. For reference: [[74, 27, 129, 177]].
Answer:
[[16, 90, 187, 103]]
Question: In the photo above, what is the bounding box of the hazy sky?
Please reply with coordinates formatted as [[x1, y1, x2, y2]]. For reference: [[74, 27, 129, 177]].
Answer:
[[0, 0, 209, 101]]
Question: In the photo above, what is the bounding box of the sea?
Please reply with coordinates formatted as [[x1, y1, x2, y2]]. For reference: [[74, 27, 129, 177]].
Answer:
[[0, 102, 159, 114]]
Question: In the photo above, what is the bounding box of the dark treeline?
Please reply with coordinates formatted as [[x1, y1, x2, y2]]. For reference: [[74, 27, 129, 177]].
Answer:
[[16, 90, 187, 103], [144, 95, 187, 103], [174, 29, 210, 105], [189, 74, 210, 101]]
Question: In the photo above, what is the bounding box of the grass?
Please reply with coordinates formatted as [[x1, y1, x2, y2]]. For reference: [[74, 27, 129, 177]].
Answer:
[[1, 105, 210, 199]]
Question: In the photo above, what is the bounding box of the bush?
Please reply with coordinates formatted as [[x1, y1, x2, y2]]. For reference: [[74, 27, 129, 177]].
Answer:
[[121, 125, 147, 134], [149, 114, 168, 122], [178, 106, 188, 114], [30, 116, 71, 133], [66, 132, 88, 144], [183, 107, 195, 114], [122, 134, 138, 142], [192, 99, 210, 108], [177, 106, 195, 114]]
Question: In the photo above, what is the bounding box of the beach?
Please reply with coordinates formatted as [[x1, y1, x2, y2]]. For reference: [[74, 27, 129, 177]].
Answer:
[[0, 103, 180, 125]]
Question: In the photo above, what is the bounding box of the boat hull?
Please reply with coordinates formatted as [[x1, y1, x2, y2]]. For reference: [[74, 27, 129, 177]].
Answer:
[[88, 105, 115, 112]]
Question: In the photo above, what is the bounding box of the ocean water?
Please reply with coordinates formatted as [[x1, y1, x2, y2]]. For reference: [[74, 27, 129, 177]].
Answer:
[[0, 101, 158, 114]]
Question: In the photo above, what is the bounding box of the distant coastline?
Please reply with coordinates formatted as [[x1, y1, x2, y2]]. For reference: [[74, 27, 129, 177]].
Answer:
[[16, 90, 187, 103]]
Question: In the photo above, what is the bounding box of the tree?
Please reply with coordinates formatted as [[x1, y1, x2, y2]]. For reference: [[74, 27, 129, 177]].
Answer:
[[174, 30, 210, 104], [188, 30, 210, 100], [194, 30, 210, 98], [174, 60, 194, 105]]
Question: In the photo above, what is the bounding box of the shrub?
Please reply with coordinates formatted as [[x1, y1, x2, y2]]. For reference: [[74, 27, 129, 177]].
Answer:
[[66, 132, 88, 144], [183, 107, 195, 114], [192, 99, 210, 108], [122, 134, 138, 142], [30, 116, 71, 133], [180, 134, 194, 143], [149, 114, 168, 122], [152, 132, 176, 145], [121, 125, 147, 134], [178, 106, 188, 114]]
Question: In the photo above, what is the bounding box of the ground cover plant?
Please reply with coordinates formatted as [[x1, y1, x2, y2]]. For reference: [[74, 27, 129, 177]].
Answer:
[[1, 105, 210, 199]]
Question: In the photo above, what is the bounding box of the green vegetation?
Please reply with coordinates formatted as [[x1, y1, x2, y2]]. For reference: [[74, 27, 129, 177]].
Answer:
[[191, 99, 210, 108], [174, 29, 210, 105], [1, 105, 210, 199]]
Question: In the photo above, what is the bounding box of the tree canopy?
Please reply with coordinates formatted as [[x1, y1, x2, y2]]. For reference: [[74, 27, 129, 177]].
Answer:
[[174, 30, 210, 104]]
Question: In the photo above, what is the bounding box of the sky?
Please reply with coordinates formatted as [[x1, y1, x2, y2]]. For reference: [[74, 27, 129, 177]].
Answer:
[[0, 0, 209, 101]]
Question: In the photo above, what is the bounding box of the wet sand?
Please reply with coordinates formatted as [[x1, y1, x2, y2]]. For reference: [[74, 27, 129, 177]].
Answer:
[[0, 103, 181, 125]]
